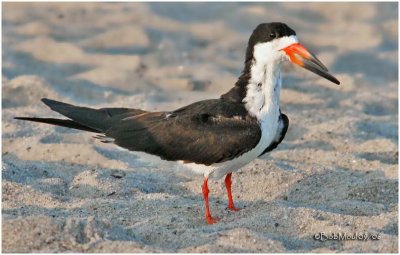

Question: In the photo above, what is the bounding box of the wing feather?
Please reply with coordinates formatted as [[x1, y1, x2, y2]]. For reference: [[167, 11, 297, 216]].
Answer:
[[105, 100, 261, 165]]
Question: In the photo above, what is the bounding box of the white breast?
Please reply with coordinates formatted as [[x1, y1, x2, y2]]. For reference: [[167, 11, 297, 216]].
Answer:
[[178, 78, 282, 179]]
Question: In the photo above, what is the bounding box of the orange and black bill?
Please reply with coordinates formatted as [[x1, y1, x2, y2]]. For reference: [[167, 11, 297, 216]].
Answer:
[[282, 43, 340, 85]]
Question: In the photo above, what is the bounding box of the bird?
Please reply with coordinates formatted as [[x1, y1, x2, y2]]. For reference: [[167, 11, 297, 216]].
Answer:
[[15, 22, 340, 224]]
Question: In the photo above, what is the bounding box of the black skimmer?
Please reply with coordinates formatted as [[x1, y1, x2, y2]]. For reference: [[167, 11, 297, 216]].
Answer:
[[15, 22, 340, 224]]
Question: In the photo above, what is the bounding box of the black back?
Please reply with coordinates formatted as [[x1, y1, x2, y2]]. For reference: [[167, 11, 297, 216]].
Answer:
[[106, 99, 262, 165]]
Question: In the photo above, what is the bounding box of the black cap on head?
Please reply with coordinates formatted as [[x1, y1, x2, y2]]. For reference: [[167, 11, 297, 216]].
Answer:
[[245, 22, 296, 61]]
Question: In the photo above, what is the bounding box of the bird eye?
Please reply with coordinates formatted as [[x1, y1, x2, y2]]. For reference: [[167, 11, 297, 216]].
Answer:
[[269, 32, 276, 39]]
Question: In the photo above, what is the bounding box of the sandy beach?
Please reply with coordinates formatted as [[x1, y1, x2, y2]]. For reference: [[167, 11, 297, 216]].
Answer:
[[2, 2, 398, 252]]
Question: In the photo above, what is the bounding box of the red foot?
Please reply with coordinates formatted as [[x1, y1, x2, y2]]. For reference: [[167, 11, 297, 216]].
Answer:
[[206, 216, 219, 224], [228, 206, 241, 212]]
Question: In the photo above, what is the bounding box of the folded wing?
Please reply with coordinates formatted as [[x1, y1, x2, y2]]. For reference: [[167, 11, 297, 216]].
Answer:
[[16, 98, 262, 166], [106, 104, 261, 165]]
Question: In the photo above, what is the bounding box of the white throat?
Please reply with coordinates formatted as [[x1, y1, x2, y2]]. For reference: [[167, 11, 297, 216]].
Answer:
[[242, 57, 282, 122], [243, 35, 298, 121]]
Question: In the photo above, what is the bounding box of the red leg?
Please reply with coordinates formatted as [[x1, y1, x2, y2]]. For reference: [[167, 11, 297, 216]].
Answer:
[[225, 173, 240, 211], [202, 177, 218, 224]]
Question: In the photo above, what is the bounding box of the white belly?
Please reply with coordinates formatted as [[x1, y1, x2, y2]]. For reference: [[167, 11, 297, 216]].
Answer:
[[179, 112, 280, 180]]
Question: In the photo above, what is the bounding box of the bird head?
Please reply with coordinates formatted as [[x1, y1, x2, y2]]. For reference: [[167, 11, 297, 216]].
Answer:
[[247, 23, 340, 85]]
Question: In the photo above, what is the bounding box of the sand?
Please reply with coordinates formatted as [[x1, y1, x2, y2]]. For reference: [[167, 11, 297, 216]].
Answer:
[[2, 2, 398, 253]]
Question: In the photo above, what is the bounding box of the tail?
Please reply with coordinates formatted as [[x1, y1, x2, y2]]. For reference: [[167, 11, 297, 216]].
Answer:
[[14, 117, 102, 133], [15, 98, 147, 133]]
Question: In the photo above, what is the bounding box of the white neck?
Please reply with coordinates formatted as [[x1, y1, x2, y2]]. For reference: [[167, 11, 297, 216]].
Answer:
[[243, 60, 282, 122], [242, 35, 298, 121]]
